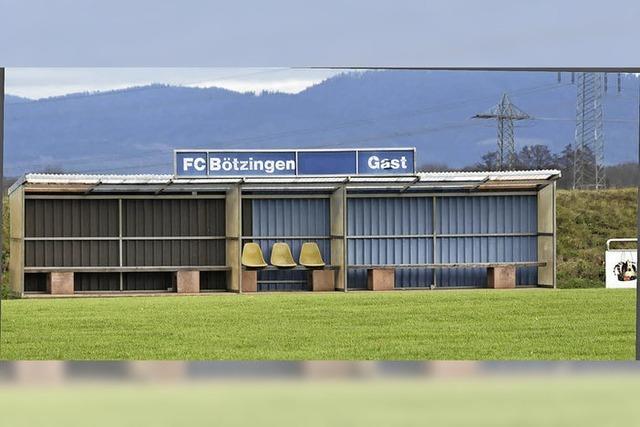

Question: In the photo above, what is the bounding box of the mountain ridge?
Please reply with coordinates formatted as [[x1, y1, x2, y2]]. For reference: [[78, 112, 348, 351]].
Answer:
[[4, 71, 638, 176]]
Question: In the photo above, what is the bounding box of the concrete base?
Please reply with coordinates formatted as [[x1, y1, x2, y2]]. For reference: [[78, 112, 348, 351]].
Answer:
[[242, 270, 258, 292], [176, 270, 200, 293], [309, 269, 335, 291], [487, 266, 516, 289], [47, 272, 74, 295], [367, 268, 395, 291]]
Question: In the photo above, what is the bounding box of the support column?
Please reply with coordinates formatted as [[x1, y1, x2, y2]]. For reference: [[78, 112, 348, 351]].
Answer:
[[226, 185, 242, 292], [47, 272, 74, 295], [8, 186, 25, 297], [176, 270, 200, 293], [330, 186, 347, 291], [537, 182, 556, 288], [487, 266, 516, 289], [241, 270, 257, 292], [310, 269, 335, 291], [367, 268, 395, 291]]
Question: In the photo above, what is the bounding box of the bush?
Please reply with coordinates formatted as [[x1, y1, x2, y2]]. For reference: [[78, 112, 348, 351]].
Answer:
[[1, 282, 17, 299]]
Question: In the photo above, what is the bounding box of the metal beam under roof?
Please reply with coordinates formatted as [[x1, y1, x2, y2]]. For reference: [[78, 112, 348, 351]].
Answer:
[[11, 170, 561, 195]]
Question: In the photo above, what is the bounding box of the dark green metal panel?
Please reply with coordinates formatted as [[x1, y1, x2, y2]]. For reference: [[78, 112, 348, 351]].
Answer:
[[75, 273, 120, 292], [25, 240, 119, 267], [25, 199, 119, 237], [122, 199, 225, 237]]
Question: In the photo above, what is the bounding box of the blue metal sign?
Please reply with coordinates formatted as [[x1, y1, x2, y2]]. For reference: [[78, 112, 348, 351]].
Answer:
[[174, 148, 415, 177]]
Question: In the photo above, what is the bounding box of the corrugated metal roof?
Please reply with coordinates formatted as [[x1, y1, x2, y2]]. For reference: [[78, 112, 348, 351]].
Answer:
[[10, 170, 561, 194], [417, 170, 561, 182]]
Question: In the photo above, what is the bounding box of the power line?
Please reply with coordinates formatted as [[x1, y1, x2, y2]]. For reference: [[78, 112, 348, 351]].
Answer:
[[29, 120, 487, 174], [473, 93, 531, 170], [171, 82, 573, 150], [532, 116, 638, 123], [4, 78, 579, 175]]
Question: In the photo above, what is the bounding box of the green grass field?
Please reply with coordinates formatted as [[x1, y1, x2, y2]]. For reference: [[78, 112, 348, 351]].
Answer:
[[1, 289, 634, 360], [2, 377, 640, 426]]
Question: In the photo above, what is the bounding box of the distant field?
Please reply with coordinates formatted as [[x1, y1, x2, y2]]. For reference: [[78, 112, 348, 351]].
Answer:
[[1, 289, 634, 360]]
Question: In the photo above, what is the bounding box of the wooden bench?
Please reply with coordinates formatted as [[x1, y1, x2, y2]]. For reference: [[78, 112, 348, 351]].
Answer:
[[23, 266, 232, 294], [347, 262, 546, 290], [241, 265, 339, 292]]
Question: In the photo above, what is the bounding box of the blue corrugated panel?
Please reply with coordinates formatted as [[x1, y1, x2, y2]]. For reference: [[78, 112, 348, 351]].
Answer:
[[348, 197, 435, 288], [347, 195, 538, 289], [251, 198, 330, 291], [252, 198, 330, 237], [436, 236, 537, 286], [437, 196, 537, 234], [348, 197, 433, 235], [436, 195, 537, 286]]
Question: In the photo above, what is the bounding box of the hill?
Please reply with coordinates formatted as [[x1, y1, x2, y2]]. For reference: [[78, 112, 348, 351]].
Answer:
[[4, 71, 639, 176], [4, 94, 32, 104], [557, 188, 638, 288]]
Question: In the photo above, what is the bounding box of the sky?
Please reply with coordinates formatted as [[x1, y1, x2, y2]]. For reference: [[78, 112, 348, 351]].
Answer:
[[1, 1, 637, 68], [5, 68, 346, 99]]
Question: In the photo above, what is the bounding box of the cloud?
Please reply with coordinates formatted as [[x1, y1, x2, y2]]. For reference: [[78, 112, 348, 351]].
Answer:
[[5, 68, 344, 99], [187, 78, 329, 94]]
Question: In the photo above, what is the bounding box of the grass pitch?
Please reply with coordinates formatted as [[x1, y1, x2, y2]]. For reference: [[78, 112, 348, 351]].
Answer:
[[3, 377, 640, 427], [0, 289, 634, 360]]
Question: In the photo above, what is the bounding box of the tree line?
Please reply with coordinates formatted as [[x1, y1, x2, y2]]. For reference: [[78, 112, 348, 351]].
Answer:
[[421, 144, 638, 189]]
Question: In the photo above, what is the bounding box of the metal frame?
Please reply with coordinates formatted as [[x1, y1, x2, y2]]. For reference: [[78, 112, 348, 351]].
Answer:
[[243, 236, 331, 240], [348, 262, 545, 269], [606, 238, 638, 250], [346, 190, 539, 198], [240, 192, 333, 290], [22, 195, 229, 293], [24, 266, 231, 273], [14, 171, 559, 294], [345, 192, 541, 288], [241, 194, 331, 199], [346, 233, 538, 239], [24, 194, 227, 200]]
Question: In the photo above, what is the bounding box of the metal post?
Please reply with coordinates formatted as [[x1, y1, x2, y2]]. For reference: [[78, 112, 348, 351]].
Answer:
[[636, 79, 639, 360], [432, 196, 437, 289], [119, 198, 123, 291], [342, 185, 348, 292], [0, 68, 5, 303]]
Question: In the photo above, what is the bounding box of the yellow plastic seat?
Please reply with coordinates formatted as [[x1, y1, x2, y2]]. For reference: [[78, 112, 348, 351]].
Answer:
[[299, 242, 325, 268], [270, 242, 297, 268], [241, 243, 268, 268]]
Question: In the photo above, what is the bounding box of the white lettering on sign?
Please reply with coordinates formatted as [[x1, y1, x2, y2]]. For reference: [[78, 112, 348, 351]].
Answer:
[[367, 155, 408, 170], [182, 157, 207, 172], [209, 157, 296, 174]]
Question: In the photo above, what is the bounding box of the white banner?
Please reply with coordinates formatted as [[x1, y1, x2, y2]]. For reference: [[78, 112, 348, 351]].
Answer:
[[605, 250, 637, 289]]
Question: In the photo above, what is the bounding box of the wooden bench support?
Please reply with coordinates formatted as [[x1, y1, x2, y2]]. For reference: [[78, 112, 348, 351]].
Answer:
[[309, 269, 335, 292], [367, 268, 395, 291], [487, 266, 516, 289], [242, 270, 258, 292], [47, 272, 74, 295], [176, 270, 200, 293]]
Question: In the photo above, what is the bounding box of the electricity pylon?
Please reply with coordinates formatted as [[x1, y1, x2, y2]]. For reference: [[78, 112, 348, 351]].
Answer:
[[573, 72, 606, 189], [474, 93, 531, 170]]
